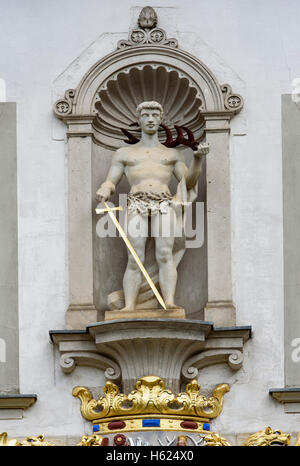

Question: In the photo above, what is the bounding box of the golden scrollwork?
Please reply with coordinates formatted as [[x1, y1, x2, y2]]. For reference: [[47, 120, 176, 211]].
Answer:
[[203, 433, 231, 446], [77, 434, 104, 446], [0, 432, 20, 446], [0, 432, 55, 446], [73, 375, 229, 423], [20, 435, 56, 446], [243, 427, 291, 446]]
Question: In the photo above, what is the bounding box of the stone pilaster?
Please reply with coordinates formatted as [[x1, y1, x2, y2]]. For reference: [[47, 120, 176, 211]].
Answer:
[[65, 117, 97, 329], [203, 112, 236, 327]]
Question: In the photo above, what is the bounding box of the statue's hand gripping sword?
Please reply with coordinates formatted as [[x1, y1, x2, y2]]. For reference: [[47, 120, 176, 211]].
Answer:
[[95, 202, 167, 310]]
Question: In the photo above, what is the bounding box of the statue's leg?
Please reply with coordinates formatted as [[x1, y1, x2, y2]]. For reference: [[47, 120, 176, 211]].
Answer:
[[152, 207, 178, 308], [122, 211, 148, 310]]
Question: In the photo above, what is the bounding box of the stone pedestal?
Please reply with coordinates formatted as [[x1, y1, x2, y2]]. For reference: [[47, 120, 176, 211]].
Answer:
[[104, 308, 185, 321]]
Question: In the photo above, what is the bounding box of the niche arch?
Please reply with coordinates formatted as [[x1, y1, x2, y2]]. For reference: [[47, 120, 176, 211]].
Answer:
[[54, 19, 243, 327]]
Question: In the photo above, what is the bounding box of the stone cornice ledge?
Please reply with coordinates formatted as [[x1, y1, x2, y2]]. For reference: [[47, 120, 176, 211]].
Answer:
[[269, 387, 300, 403], [0, 394, 37, 409]]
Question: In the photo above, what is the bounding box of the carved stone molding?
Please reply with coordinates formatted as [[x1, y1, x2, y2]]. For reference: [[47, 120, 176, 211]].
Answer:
[[50, 331, 121, 384], [53, 89, 75, 119], [182, 349, 244, 381], [93, 63, 205, 145], [59, 352, 121, 383], [0, 394, 37, 410], [181, 326, 249, 382], [118, 28, 178, 50], [138, 6, 158, 29], [221, 84, 243, 114], [269, 387, 300, 413], [50, 322, 251, 392], [53, 8, 243, 150], [117, 6, 178, 49]]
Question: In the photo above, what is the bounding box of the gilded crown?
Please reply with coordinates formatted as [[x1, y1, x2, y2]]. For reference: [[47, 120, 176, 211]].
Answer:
[[73, 375, 229, 435]]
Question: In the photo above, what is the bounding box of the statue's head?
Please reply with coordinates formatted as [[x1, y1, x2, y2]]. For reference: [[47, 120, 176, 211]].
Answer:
[[136, 101, 163, 135]]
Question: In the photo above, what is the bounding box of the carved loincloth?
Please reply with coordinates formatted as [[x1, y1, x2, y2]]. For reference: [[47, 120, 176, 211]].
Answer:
[[127, 191, 173, 216]]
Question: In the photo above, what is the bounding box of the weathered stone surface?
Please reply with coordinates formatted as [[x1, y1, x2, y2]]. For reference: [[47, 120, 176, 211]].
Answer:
[[204, 302, 236, 327], [66, 304, 98, 330], [104, 307, 185, 321]]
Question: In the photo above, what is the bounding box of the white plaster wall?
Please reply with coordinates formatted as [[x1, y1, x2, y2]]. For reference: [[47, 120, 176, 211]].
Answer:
[[0, 0, 300, 440]]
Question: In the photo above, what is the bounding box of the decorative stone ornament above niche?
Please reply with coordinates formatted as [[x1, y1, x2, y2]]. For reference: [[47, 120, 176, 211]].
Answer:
[[138, 6, 158, 30], [53, 6, 243, 151], [117, 6, 178, 49]]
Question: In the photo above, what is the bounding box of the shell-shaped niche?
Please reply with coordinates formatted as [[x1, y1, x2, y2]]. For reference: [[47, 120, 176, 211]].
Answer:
[[93, 64, 205, 148]]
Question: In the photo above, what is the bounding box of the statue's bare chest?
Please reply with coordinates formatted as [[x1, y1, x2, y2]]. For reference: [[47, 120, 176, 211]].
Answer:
[[124, 148, 176, 169]]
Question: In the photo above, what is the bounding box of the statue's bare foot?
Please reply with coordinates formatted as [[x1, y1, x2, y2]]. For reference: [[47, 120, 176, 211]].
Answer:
[[120, 306, 135, 311]]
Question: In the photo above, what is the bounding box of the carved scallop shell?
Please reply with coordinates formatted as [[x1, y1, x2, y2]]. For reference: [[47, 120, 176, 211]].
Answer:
[[94, 64, 205, 146]]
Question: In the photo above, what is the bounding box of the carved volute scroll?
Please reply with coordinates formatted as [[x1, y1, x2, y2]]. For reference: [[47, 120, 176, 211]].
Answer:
[[221, 84, 243, 114]]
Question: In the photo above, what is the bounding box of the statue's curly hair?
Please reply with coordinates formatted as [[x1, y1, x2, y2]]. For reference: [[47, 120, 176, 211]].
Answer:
[[136, 101, 163, 117]]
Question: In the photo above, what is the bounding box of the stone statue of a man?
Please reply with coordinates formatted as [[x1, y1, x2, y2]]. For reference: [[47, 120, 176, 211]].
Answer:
[[96, 101, 209, 310]]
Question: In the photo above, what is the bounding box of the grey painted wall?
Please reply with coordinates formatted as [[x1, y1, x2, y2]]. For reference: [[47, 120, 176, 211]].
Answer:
[[282, 94, 300, 387], [0, 103, 19, 393]]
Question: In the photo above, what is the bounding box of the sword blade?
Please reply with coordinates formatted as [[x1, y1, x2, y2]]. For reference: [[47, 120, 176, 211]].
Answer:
[[103, 202, 167, 310]]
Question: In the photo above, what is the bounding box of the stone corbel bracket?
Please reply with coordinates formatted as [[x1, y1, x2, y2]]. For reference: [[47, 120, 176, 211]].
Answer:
[[50, 321, 251, 392], [50, 331, 121, 384], [182, 327, 250, 382]]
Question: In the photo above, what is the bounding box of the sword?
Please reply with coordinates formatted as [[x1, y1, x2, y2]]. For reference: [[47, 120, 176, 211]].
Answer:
[[96, 202, 167, 310]]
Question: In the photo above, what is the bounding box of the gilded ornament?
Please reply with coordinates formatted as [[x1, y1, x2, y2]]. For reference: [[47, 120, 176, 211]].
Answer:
[[77, 434, 104, 446], [243, 427, 291, 446], [176, 380, 230, 419], [20, 435, 56, 446], [73, 375, 229, 427], [0, 432, 20, 446], [203, 432, 231, 446], [0, 432, 55, 446]]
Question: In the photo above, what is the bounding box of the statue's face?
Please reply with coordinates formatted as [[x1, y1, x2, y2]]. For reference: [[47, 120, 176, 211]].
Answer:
[[138, 108, 162, 135]]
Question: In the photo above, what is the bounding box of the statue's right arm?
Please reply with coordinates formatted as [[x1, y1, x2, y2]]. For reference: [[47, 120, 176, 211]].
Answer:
[[96, 149, 125, 201]]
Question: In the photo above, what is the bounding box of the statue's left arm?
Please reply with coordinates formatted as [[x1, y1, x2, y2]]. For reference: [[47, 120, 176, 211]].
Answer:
[[174, 142, 210, 190]]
